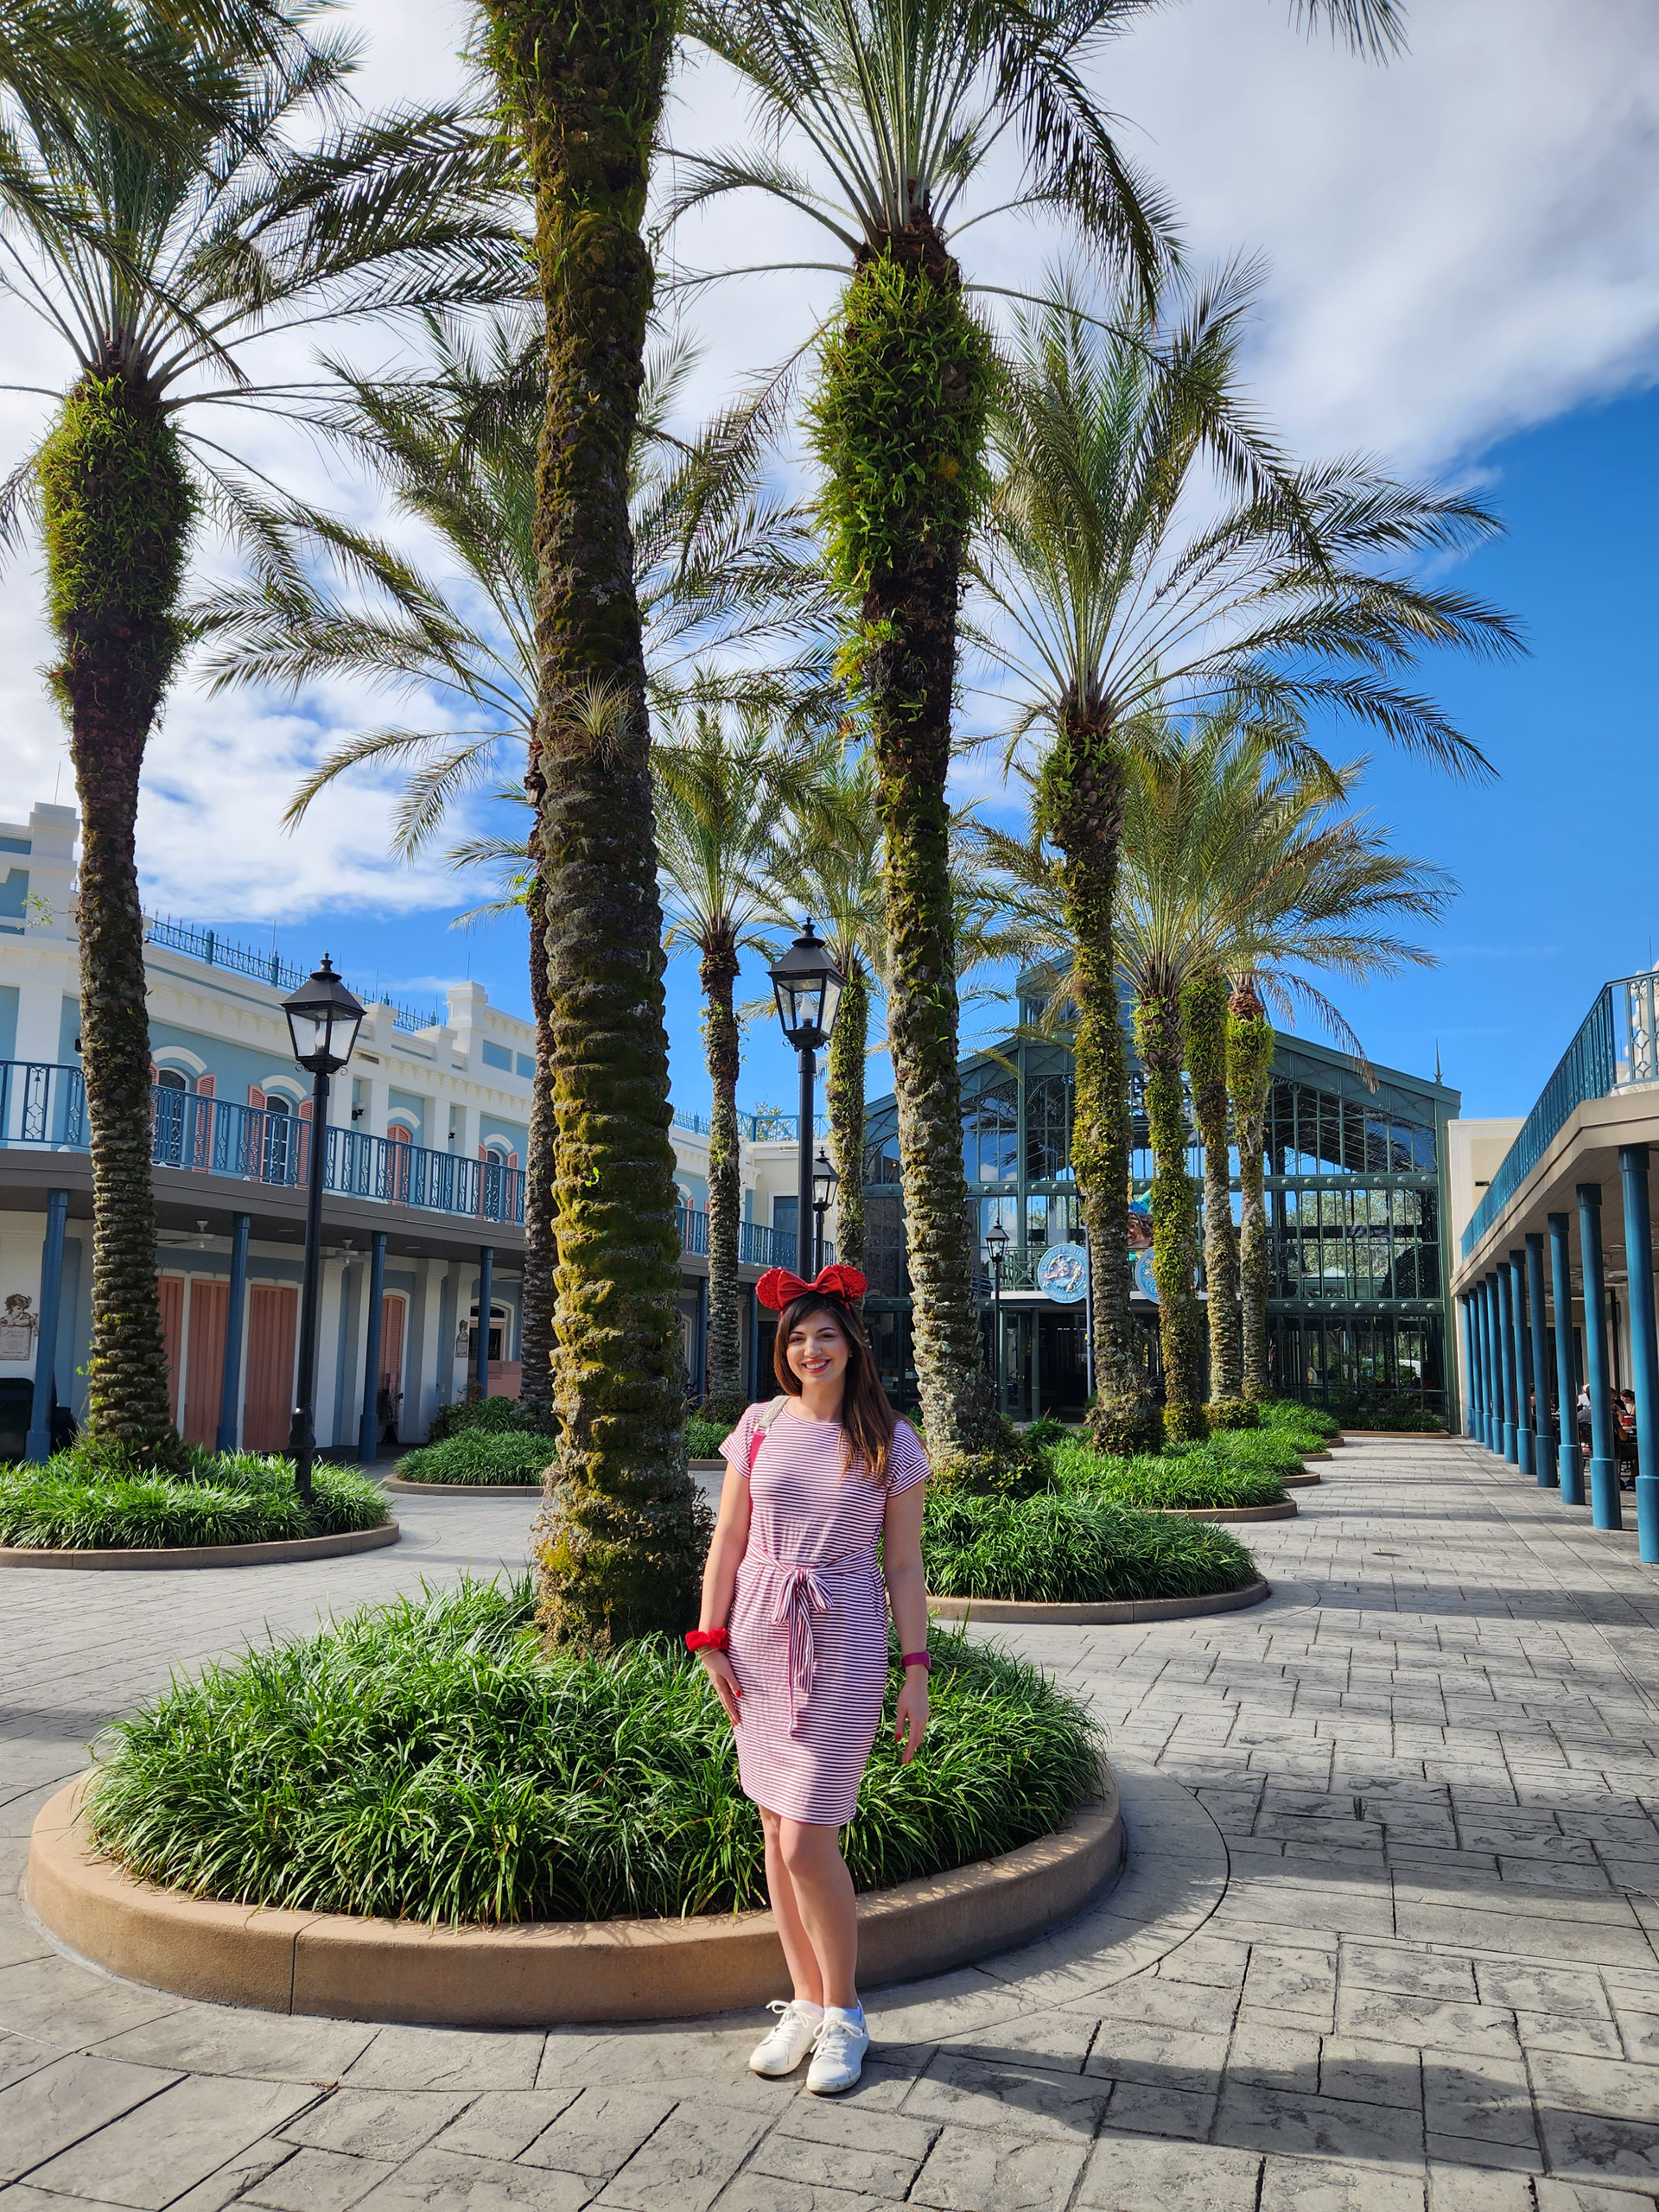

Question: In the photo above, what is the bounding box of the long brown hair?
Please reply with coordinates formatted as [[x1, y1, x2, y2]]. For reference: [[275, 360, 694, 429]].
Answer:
[[772, 1291, 897, 1484]]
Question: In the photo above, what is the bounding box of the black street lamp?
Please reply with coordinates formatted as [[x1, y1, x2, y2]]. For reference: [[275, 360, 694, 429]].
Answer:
[[282, 957, 364, 1499], [985, 1219, 1009, 1415], [769, 922, 845, 1274], [811, 1147, 840, 1274]]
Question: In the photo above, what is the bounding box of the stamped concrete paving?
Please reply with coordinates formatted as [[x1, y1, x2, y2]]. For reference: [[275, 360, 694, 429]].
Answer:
[[5, 1440, 1659, 2212]]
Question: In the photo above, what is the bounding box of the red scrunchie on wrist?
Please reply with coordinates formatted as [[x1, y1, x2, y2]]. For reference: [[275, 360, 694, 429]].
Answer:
[[900, 1650, 931, 1672], [686, 1628, 729, 1653]]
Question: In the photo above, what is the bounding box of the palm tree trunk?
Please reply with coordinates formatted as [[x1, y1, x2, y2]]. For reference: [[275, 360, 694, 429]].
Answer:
[[1229, 981, 1275, 1400], [1135, 986, 1206, 1441], [701, 938, 744, 1416], [1045, 724, 1156, 1455], [39, 372, 193, 1468], [518, 842, 556, 1429], [1183, 970, 1243, 1416], [486, 0, 704, 1644], [826, 963, 867, 1275], [812, 232, 996, 1461]]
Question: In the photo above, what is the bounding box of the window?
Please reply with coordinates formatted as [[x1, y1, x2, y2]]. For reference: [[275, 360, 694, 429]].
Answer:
[[517, 1052, 534, 1080], [1026, 1074, 1073, 1181], [963, 1078, 1017, 1183], [481, 1039, 512, 1071]]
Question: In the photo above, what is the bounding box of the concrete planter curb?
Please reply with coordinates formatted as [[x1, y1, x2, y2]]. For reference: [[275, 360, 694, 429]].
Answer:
[[690, 1459, 727, 1475], [1339, 1429, 1450, 1440], [927, 1577, 1271, 1627], [24, 1770, 1122, 2027], [0, 1522, 399, 1572], [382, 1478, 541, 1498], [1281, 1471, 1323, 1487], [1147, 1500, 1296, 1523]]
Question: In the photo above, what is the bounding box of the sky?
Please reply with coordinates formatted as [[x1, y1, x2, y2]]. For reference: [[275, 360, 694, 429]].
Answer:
[[2, 0, 1656, 1126]]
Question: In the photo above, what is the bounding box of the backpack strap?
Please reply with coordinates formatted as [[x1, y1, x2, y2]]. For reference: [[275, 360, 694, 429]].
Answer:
[[747, 1395, 791, 1475]]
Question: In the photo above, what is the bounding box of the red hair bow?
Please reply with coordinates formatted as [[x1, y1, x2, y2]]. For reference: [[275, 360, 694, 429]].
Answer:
[[755, 1262, 868, 1312]]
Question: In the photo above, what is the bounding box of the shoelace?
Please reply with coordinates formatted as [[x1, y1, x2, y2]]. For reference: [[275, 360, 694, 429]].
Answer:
[[763, 1999, 813, 2041], [811, 2017, 863, 2066]]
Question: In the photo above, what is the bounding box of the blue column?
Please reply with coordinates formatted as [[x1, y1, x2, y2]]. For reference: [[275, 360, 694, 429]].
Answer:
[[1510, 1249, 1535, 1478], [1526, 1233, 1554, 1487], [1618, 1146, 1659, 1564], [1485, 1273, 1503, 1452], [1578, 1182, 1619, 1528], [1486, 1282, 1503, 1451], [359, 1230, 388, 1462], [25, 1189, 69, 1463], [215, 1211, 251, 1453], [475, 1245, 494, 1399], [1461, 1296, 1478, 1439], [1503, 1265, 1530, 1468], [1549, 1211, 1583, 1503]]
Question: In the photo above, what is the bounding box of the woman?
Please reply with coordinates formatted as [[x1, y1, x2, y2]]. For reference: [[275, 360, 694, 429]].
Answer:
[[689, 1262, 930, 2095]]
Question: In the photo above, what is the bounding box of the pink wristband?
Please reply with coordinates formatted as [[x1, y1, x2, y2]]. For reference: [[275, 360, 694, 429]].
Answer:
[[900, 1650, 931, 1672]]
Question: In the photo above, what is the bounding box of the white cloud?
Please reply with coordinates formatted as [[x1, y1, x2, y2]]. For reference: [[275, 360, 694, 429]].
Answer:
[[0, 0, 1655, 922]]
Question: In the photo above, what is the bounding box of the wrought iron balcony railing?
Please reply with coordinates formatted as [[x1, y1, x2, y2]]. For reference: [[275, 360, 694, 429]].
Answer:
[[1461, 970, 1659, 1258]]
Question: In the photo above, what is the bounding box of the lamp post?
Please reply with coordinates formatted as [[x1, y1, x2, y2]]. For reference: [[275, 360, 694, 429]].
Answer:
[[282, 957, 364, 1500], [985, 1219, 1009, 1415], [811, 1147, 840, 1274], [768, 922, 845, 1274]]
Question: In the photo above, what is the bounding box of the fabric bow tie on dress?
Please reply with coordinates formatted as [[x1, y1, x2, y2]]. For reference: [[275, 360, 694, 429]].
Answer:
[[754, 1262, 868, 1311]]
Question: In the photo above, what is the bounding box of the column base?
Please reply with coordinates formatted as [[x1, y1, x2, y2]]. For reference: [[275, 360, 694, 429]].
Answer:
[[1589, 1458, 1622, 1529], [1560, 1445, 1585, 1505], [23, 1427, 52, 1465], [1516, 1427, 1535, 1478], [1503, 1421, 1517, 1464], [1637, 1476, 1659, 1564]]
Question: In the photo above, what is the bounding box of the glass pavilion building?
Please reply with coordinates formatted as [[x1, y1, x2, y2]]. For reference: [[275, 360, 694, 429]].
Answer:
[[860, 986, 1461, 1423]]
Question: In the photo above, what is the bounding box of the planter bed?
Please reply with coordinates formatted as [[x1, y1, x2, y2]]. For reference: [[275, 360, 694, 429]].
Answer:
[[1339, 1429, 1448, 1440], [26, 1770, 1122, 2025], [381, 1478, 540, 1498], [1147, 1499, 1296, 1523], [0, 1522, 399, 1571], [927, 1580, 1272, 1626]]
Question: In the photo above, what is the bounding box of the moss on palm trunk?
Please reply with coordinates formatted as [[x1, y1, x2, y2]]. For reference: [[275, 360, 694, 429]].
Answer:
[[1183, 970, 1243, 1418], [827, 964, 868, 1277], [484, 0, 703, 1644], [1136, 988, 1206, 1441], [810, 239, 996, 1463], [1228, 984, 1274, 1401], [701, 938, 744, 1415], [1043, 723, 1157, 1455], [518, 847, 556, 1429], [39, 371, 194, 1468]]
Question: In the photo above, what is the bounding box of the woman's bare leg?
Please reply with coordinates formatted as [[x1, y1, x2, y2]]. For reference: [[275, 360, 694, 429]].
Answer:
[[760, 1805, 825, 2005], [778, 1819, 858, 2010]]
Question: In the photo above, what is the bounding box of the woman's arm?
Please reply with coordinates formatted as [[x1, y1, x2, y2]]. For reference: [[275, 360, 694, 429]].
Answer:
[[883, 1477, 929, 1762], [696, 1467, 753, 1726]]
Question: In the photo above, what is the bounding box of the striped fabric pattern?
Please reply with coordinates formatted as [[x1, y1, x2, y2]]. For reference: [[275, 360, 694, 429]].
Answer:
[[720, 1405, 928, 1825]]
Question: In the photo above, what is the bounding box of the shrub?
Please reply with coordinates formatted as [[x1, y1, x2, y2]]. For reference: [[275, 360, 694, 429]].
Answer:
[[1047, 1440, 1285, 1512], [425, 1395, 555, 1446], [86, 1576, 1102, 1924], [1202, 1397, 1259, 1431], [924, 1491, 1258, 1605], [1199, 1429, 1309, 1479], [393, 1433, 553, 1487], [1022, 1414, 1074, 1450], [684, 1414, 734, 1460], [1326, 1393, 1446, 1433], [1257, 1399, 1340, 1440], [0, 1449, 387, 1549]]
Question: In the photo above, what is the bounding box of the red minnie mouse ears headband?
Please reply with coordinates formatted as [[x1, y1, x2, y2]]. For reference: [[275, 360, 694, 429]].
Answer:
[[755, 1262, 868, 1312]]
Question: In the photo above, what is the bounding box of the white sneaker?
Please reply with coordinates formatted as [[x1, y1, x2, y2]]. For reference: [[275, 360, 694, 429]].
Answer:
[[807, 2007, 869, 2094], [748, 1999, 823, 2077]]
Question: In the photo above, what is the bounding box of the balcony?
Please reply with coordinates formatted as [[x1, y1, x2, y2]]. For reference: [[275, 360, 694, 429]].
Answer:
[[3, 1063, 810, 1267], [1461, 971, 1659, 1258]]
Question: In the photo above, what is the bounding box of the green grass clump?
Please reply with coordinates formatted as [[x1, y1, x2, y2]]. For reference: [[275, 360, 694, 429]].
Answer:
[[684, 1414, 735, 1459], [0, 1449, 386, 1549], [86, 1577, 1101, 1925], [393, 1433, 552, 1487], [924, 1492, 1258, 1605], [1257, 1398, 1340, 1440], [1047, 1440, 1285, 1511], [426, 1395, 555, 1445]]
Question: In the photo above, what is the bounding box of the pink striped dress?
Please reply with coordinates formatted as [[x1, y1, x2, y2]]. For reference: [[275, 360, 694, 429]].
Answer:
[[720, 1402, 929, 1826]]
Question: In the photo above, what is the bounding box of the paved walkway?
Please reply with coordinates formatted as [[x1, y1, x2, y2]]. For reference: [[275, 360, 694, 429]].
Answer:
[[4, 1440, 1659, 2212]]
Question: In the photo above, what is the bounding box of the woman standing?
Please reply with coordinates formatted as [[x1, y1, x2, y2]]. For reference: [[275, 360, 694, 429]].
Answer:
[[690, 1262, 931, 2094]]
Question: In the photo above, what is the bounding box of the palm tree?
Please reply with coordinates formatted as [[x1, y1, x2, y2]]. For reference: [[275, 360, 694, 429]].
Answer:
[[671, 0, 1412, 1465], [654, 713, 835, 1415], [976, 276, 1517, 1447], [0, 11, 517, 1466], [974, 720, 1452, 1438], [760, 750, 887, 1279], [1181, 966, 1243, 1419], [195, 316, 833, 1430], [1227, 973, 1275, 1401]]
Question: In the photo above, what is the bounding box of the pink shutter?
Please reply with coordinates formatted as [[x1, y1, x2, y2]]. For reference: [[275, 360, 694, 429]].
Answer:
[[194, 1073, 215, 1097], [477, 1143, 487, 1217], [247, 1084, 265, 1111], [298, 1096, 314, 1179], [191, 1073, 214, 1169]]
